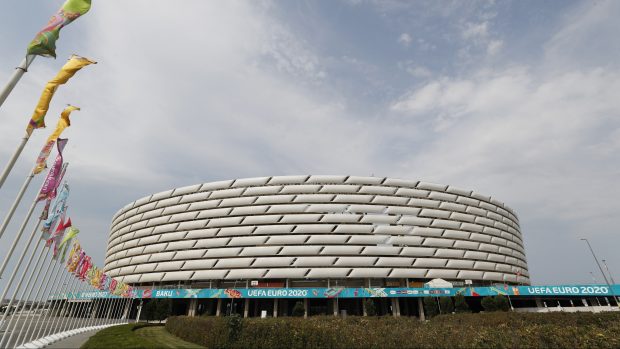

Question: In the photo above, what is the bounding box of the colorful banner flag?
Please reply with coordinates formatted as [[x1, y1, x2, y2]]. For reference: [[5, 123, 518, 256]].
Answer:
[[41, 182, 69, 240], [33, 106, 79, 174], [27, 0, 92, 57], [47, 216, 72, 258], [37, 138, 67, 201], [26, 55, 95, 135], [77, 255, 92, 280], [56, 226, 79, 263]]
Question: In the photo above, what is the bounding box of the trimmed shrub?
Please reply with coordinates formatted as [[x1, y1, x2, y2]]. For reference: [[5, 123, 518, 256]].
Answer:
[[166, 313, 620, 349], [439, 297, 454, 314], [292, 301, 305, 317], [423, 297, 438, 318], [454, 294, 470, 313]]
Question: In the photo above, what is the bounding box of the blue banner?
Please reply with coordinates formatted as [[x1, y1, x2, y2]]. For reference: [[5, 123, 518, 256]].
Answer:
[[63, 284, 620, 300]]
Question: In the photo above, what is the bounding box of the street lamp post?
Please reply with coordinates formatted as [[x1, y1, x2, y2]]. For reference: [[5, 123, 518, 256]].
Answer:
[[580, 239, 610, 285], [580, 238, 618, 308], [602, 259, 620, 306], [602, 259, 617, 284]]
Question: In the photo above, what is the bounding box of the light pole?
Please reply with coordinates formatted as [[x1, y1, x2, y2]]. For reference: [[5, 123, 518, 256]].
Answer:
[[602, 259, 617, 284], [602, 259, 620, 306], [580, 239, 611, 285]]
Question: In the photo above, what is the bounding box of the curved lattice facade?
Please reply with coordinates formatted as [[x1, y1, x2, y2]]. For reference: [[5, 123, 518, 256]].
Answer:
[[104, 176, 530, 286]]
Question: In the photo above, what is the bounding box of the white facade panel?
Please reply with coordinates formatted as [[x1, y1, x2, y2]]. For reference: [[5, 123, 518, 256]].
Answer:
[[105, 175, 529, 286]]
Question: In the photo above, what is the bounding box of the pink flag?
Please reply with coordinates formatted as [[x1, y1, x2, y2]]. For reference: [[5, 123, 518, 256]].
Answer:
[[48, 217, 71, 257], [37, 138, 68, 202]]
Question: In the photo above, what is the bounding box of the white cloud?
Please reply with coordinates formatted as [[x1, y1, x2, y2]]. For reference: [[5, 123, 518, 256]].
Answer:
[[397, 33, 412, 47], [462, 21, 489, 41], [486, 39, 503, 56]]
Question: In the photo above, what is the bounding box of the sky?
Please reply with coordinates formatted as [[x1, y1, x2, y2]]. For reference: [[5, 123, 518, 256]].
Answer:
[[0, 0, 618, 288]]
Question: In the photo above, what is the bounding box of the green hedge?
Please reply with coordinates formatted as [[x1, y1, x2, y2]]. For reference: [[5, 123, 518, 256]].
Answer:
[[166, 312, 620, 349]]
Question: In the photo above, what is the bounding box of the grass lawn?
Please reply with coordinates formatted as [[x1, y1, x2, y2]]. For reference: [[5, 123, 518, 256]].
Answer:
[[81, 323, 204, 349]]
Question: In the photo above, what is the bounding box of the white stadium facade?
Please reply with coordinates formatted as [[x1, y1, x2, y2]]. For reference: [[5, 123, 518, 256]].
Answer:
[[102, 176, 620, 317], [105, 175, 529, 288]]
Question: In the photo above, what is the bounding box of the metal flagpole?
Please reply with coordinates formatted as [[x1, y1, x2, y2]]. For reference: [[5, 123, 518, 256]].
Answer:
[[15, 252, 59, 346], [0, 217, 43, 311], [30, 263, 66, 343], [104, 297, 115, 326], [43, 273, 73, 338], [85, 296, 98, 329], [2, 244, 50, 347], [112, 298, 122, 325], [0, 55, 35, 110], [77, 293, 93, 330], [65, 283, 83, 332], [0, 161, 67, 273], [0, 238, 44, 348], [53, 276, 80, 336], [32, 265, 70, 341], [0, 219, 43, 337], [101, 297, 113, 327], [70, 284, 88, 332], [0, 135, 33, 194], [28, 264, 63, 345], [0, 172, 37, 242], [48, 275, 78, 336]]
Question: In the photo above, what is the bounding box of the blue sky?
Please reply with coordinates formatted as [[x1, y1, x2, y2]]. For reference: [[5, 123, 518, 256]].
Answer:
[[0, 0, 618, 288]]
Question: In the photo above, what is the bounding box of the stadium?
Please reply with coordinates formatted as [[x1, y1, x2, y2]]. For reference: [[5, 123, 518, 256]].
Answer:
[[98, 175, 579, 317]]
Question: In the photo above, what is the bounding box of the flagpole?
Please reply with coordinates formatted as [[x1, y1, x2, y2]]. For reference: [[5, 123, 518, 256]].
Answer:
[[0, 162, 68, 277], [0, 171, 36, 241], [2, 245, 50, 347], [48, 275, 78, 337], [67, 283, 86, 332], [32, 265, 70, 342], [49, 276, 75, 336], [0, 218, 43, 337], [0, 236, 44, 348], [0, 199, 40, 279], [0, 133, 32, 192], [16, 253, 59, 346], [0, 55, 35, 110]]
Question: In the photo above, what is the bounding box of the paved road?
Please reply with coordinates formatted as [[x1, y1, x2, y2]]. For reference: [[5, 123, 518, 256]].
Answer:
[[0, 314, 121, 348]]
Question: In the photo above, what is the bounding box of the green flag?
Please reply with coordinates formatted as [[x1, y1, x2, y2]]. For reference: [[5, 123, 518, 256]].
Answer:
[[55, 226, 79, 263], [27, 0, 92, 57]]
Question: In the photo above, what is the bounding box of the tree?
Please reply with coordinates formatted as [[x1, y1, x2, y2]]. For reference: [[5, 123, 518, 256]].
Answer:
[[454, 294, 470, 313], [495, 295, 511, 312], [157, 299, 172, 321], [143, 300, 156, 321], [423, 297, 438, 318], [364, 299, 376, 316], [439, 297, 454, 314], [481, 296, 497, 312], [292, 301, 305, 317]]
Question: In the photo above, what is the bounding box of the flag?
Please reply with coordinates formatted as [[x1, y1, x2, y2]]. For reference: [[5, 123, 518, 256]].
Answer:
[[27, 0, 92, 57], [37, 138, 68, 199], [33, 107, 79, 174], [47, 217, 72, 258], [56, 226, 79, 263], [66, 240, 82, 272], [77, 255, 91, 280], [26, 55, 95, 135], [41, 182, 69, 240]]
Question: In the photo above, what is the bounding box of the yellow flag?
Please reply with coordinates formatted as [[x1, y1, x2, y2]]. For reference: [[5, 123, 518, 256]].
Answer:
[[33, 105, 80, 175], [26, 55, 95, 136]]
